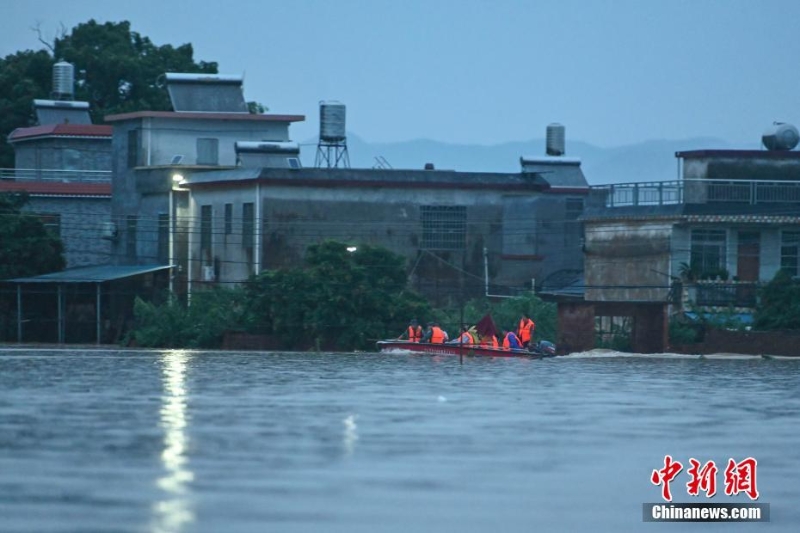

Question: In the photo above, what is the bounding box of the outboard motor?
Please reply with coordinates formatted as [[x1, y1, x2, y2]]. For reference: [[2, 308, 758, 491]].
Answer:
[[531, 340, 557, 357]]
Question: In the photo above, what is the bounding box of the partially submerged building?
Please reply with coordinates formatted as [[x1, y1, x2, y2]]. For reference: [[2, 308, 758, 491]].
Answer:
[[551, 124, 800, 353]]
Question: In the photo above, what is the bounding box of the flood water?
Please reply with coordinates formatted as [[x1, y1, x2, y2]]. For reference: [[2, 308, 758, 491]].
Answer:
[[0, 348, 798, 532]]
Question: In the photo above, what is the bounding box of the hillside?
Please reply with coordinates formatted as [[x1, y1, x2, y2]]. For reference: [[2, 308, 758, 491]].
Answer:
[[300, 134, 737, 184]]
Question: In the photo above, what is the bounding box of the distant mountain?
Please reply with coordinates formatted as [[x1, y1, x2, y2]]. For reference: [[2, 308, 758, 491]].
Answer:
[[299, 134, 734, 185]]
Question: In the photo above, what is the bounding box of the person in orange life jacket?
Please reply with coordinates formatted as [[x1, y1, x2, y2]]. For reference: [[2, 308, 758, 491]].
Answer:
[[517, 313, 536, 348], [422, 322, 447, 344], [501, 329, 522, 350], [479, 334, 499, 349], [399, 319, 423, 342], [448, 325, 475, 345]]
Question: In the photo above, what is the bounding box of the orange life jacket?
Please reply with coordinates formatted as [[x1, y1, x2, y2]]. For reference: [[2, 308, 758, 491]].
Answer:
[[456, 331, 475, 344], [407, 325, 422, 342], [479, 335, 499, 348], [518, 318, 535, 343], [430, 326, 446, 344]]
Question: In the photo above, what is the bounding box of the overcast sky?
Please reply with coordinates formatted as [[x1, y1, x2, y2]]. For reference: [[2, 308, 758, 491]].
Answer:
[[1, 0, 798, 148]]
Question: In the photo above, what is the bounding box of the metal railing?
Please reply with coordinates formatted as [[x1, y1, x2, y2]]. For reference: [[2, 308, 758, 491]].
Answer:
[[0, 168, 111, 183], [693, 281, 758, 308], [592, 179, 800, 208]]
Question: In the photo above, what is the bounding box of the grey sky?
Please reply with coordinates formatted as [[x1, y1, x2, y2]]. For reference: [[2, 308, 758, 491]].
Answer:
[[1, 0, 798, 148]]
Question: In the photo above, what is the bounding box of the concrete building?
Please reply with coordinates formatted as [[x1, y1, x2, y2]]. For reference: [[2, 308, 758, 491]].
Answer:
[[550, 143, 800, 354], [3, 101, 113, 268], [175, 162, 588, 304]]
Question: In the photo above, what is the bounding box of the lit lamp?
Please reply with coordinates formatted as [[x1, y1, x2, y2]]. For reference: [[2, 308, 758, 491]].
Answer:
[[346, 246, 358, 253], [169, 174, 185, 293]]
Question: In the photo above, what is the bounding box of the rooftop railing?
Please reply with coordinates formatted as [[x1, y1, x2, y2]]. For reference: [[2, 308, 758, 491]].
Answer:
[[0, 168, 111, 183], [591, 179, 800, 208]]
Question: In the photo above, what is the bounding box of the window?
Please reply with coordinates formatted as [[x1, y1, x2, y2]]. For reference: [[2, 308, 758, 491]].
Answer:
[[242, 202, 254, 249], [127, 129, 140, 168], [126, 215, 137, 259], [565, 198, 584, 220], [224, 203, 233, 235], [287, 157, 301, 169], [38, 213, 61, 237], [200, 205, 212, 255], [421, 206, 466, 250], [690, 229, 726, 274], [157, 213, 169, 264], [781, 230, 800, 276], [197, 138, 219, 165]]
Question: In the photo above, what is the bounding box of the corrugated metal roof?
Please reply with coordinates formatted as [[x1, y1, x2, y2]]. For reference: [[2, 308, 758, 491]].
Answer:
[[5, 264, 172, 283]]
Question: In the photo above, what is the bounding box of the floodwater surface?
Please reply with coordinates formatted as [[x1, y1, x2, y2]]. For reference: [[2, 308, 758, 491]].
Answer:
[[0, 348, 798, 532]]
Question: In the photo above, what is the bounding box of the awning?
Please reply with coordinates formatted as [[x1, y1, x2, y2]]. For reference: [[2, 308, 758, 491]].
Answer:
[[5, 264, 172, 284]]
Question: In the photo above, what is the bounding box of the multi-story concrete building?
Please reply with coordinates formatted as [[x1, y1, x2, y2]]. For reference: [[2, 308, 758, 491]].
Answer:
[[3, 100, 113, 268], [551, 135, 800, 354]]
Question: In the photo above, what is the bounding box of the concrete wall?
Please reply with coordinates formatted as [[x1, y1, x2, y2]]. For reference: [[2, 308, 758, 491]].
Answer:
[[128, 117, 290, 168], [183, 183, 582, 302], [584, 220, 673, 302], [13, 137, 111, 171], [682, 155, 800, 181], [26, 197, 112, 267]]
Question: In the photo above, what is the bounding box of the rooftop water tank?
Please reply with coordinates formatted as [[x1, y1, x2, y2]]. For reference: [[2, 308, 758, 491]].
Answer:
[[546, 123, 565, 156], [320, 101, 346, 142], [52, 61, 75, 100], [762, 122, 799, 151]]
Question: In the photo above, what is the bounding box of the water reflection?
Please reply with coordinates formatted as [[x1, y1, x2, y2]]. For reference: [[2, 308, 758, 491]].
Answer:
[[151, 350, 194, 533], [343, 414, 359, 456]]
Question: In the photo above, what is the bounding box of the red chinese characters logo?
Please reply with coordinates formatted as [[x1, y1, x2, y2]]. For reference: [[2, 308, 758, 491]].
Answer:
[[652, 456, 759, 501], [651, 455, 683, 502], [724, 457, 759, 500]]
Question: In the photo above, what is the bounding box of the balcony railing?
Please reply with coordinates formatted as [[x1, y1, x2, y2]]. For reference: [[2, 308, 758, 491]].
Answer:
[[0, 168, 111, 183], [591, 179, 800, 208], [692, 281, 758, 308]]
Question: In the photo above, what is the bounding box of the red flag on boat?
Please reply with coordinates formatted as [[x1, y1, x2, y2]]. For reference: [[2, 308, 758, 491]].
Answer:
[[475, 313, 498, 339]]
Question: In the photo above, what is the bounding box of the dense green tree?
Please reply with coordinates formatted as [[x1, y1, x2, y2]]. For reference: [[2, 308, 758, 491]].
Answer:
[[53, 20, 218, 122], [753, 269, 800, 330], [0, 192, 65, 279], [246, 241, 431, 350], [0, 49, 53, 167], [0, 19, 266, 167]]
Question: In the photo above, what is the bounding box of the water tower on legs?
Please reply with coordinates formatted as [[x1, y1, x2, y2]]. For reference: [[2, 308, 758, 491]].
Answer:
[[315, 101, 350, 168]]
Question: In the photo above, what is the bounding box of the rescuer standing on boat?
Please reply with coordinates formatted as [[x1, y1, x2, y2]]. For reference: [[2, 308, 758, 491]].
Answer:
[[517, 313, 536, 348], [399, 319, 423, 342]]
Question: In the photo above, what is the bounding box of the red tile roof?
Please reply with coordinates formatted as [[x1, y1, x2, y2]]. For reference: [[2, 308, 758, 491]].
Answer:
[[8, 124, 112, 141], [0, 181, 111, 197]]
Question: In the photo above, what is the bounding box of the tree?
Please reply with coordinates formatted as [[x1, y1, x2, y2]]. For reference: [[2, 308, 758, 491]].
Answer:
[[0, 192, 65, 279], [246, 241, 430, 350], [0, 19, 266, 167], [753, 269, 800, 330], [53, 20, 218, 123], [0, 49, 53, 167]]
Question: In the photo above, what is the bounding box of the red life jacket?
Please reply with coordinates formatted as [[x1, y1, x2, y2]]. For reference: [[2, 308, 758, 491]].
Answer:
[[430, 327, 446, 344], [408, 325, 422, 342]]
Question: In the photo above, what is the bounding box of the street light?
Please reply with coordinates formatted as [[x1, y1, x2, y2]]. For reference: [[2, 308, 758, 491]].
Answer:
[[346, 246, 358, 253]]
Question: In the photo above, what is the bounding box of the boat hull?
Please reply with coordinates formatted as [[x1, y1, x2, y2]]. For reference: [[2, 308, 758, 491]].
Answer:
[[376, 340, 553, 358]]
